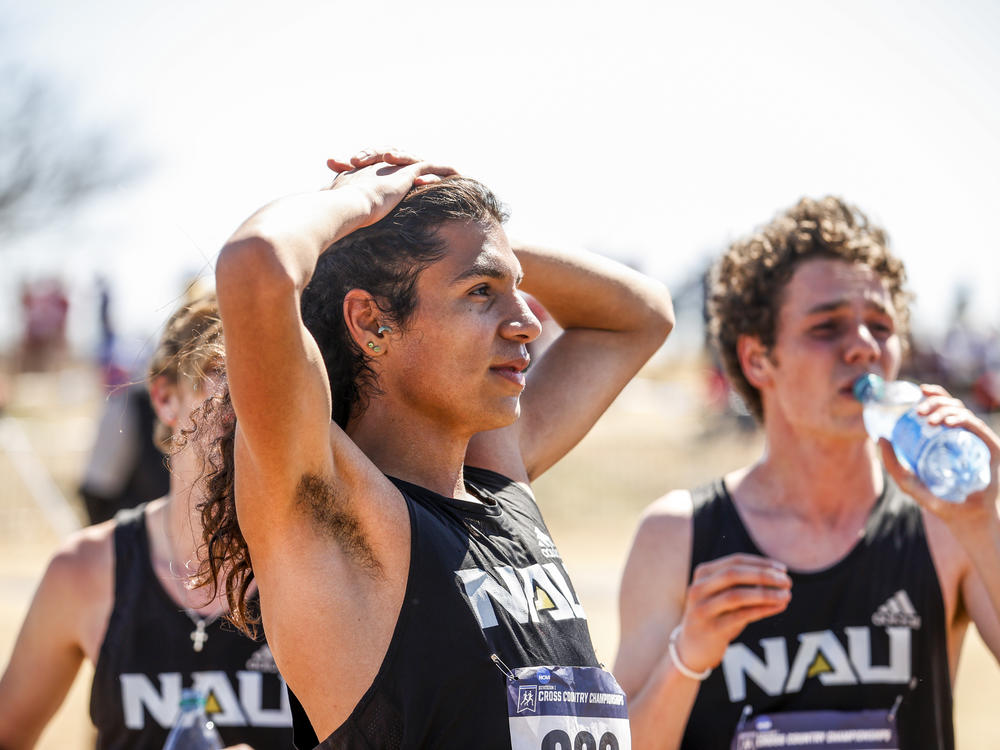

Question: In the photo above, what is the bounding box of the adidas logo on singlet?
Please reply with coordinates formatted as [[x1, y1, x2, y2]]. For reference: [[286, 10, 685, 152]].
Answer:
[[246, 644, 280, 672], [535, 526, 560, 559], [871, 589, 921, 629]]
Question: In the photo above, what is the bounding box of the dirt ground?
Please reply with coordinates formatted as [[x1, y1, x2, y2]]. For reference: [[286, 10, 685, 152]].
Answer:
[[2, 366, 998, 748]]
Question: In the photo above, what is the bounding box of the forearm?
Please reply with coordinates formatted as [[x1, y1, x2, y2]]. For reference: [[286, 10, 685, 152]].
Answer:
[[218, 186, 372, 297], [955, 509, 1000, 625], [627, 655, 701, 750], [514, 242, 674, 341]]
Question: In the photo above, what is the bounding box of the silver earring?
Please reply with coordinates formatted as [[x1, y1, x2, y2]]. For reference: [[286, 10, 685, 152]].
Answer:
[[367, 341, 381, 353], [377, 325, 392, 335]]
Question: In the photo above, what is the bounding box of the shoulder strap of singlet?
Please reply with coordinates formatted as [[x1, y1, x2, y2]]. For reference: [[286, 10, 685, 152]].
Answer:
[[865, 474, 929, 549], [111, 502, 150, 604], [689, 478, 725, 513], [688, 478, 754, 584], [90, 502, 150, 726], [465, 464, 535, 504], [105, 503, 152, 654], [287, 688, 319, 750]]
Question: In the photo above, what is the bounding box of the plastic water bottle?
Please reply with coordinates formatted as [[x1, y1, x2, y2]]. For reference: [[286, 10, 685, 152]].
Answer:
[[162, 688, 224, 750], [853, 374, 991, 502]]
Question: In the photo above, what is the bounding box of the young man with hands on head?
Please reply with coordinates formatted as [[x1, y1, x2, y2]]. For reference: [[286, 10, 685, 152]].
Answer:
[[614, 197, 1000, 749], [208, 148, 674, 748]]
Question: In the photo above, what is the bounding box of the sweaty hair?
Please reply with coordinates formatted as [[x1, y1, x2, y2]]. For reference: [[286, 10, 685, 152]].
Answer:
[[706, 196, 911, 422], [303, 176, 508, 427], [198, 176, 508, 634], [147, 291, 224, 451]]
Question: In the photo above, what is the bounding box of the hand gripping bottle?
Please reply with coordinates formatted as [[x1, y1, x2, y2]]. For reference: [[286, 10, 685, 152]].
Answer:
[[162, 688, 224, 750], [853, 374, 991, 502]]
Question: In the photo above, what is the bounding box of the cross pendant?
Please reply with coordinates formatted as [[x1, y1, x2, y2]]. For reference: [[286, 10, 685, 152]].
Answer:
[[191, 620, 209, 652]]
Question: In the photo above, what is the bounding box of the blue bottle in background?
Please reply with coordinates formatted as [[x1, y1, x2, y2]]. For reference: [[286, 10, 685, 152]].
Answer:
[[853, 374, 991, 503]]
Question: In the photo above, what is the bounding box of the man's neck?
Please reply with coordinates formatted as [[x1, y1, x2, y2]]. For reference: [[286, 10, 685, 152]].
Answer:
[[347, 401, 475, 500], [731, 417, 886, 525], [726, 429, 886, 572]]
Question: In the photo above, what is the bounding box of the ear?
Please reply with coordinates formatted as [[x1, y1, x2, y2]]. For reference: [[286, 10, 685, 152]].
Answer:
[[148, 375, 180, 427], [736, 334, 774, 390], [343, 289, 391, 355]]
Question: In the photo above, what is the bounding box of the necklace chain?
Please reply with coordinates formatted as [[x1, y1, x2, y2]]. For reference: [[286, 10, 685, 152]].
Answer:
[[158, 501, 222, 652]]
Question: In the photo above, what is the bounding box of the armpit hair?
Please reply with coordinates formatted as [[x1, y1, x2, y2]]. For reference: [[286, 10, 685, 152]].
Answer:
[[295, 473, 383, 576]]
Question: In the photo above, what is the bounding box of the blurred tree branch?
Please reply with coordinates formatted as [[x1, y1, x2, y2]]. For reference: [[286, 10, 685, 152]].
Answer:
[[0, 64, 147, 241]]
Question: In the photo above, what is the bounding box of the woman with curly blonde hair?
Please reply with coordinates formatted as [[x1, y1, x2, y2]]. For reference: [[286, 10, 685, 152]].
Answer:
[[0, 292, 292, 750]]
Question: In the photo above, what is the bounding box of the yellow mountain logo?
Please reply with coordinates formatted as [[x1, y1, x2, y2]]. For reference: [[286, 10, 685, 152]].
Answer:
[[807, 653, 833, 679], [533, 582, 556, 611], [204, 691, 222, 714]]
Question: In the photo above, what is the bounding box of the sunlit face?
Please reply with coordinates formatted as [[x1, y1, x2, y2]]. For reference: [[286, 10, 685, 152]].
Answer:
[[379, 220, 542, 435], [756, 258, 903, 439]]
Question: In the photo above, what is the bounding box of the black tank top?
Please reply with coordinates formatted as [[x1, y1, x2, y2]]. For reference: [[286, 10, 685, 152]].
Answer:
[[91, 504, 294, 749], [290, 466, 600, 749], [682, 478, 953, 749]]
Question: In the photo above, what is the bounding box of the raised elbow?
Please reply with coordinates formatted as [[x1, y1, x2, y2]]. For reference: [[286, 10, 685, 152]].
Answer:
[[640, 281, 676, 346], [216, 236, 298, 310]]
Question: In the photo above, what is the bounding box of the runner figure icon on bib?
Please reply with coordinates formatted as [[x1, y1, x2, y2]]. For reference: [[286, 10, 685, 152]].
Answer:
[[506, 665, 631, 750], [731, 706, 900, 750]]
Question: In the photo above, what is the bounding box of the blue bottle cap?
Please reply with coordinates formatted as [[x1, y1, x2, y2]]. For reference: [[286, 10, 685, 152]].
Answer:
[[852, 373, 885, 402], [178, 687, 205, 710]]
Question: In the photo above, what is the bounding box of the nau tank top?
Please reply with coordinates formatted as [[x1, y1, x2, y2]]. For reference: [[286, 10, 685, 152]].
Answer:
[[290, 466, 602, 749], [682, 477, 953, 750], [91, 503, 293, 749]]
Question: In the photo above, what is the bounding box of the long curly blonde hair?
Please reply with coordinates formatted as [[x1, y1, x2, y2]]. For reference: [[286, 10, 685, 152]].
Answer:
[[147, 291, 224, 451]]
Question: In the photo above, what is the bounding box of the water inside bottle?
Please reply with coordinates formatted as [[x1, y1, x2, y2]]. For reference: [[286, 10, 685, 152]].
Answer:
[[892, 411, 990, 502], [916, 428, 991, 502], [889, 410, 937, 471], [862, 402, 906, 442]]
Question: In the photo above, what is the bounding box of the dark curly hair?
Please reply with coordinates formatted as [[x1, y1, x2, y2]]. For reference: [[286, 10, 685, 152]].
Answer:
[[198, 176, 508, 634], [303, 177, 508, 427], [706, 196, 911, 422]]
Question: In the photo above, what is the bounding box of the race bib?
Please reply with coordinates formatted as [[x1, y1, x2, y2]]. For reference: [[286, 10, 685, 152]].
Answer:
[[731, 708, 899, 750], [506, 665, 631, 750]]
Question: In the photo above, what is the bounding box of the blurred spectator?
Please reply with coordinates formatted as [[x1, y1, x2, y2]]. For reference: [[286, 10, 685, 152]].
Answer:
[[17, 278, 69, 372], [95, 276, 129, 390], [939, 287, 986, 396], [79, 384, 170, 524], [79, 279, 169, 524]]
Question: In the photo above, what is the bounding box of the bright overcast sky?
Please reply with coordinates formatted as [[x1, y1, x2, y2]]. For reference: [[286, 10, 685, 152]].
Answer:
[[3, 0, 999, 363]]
